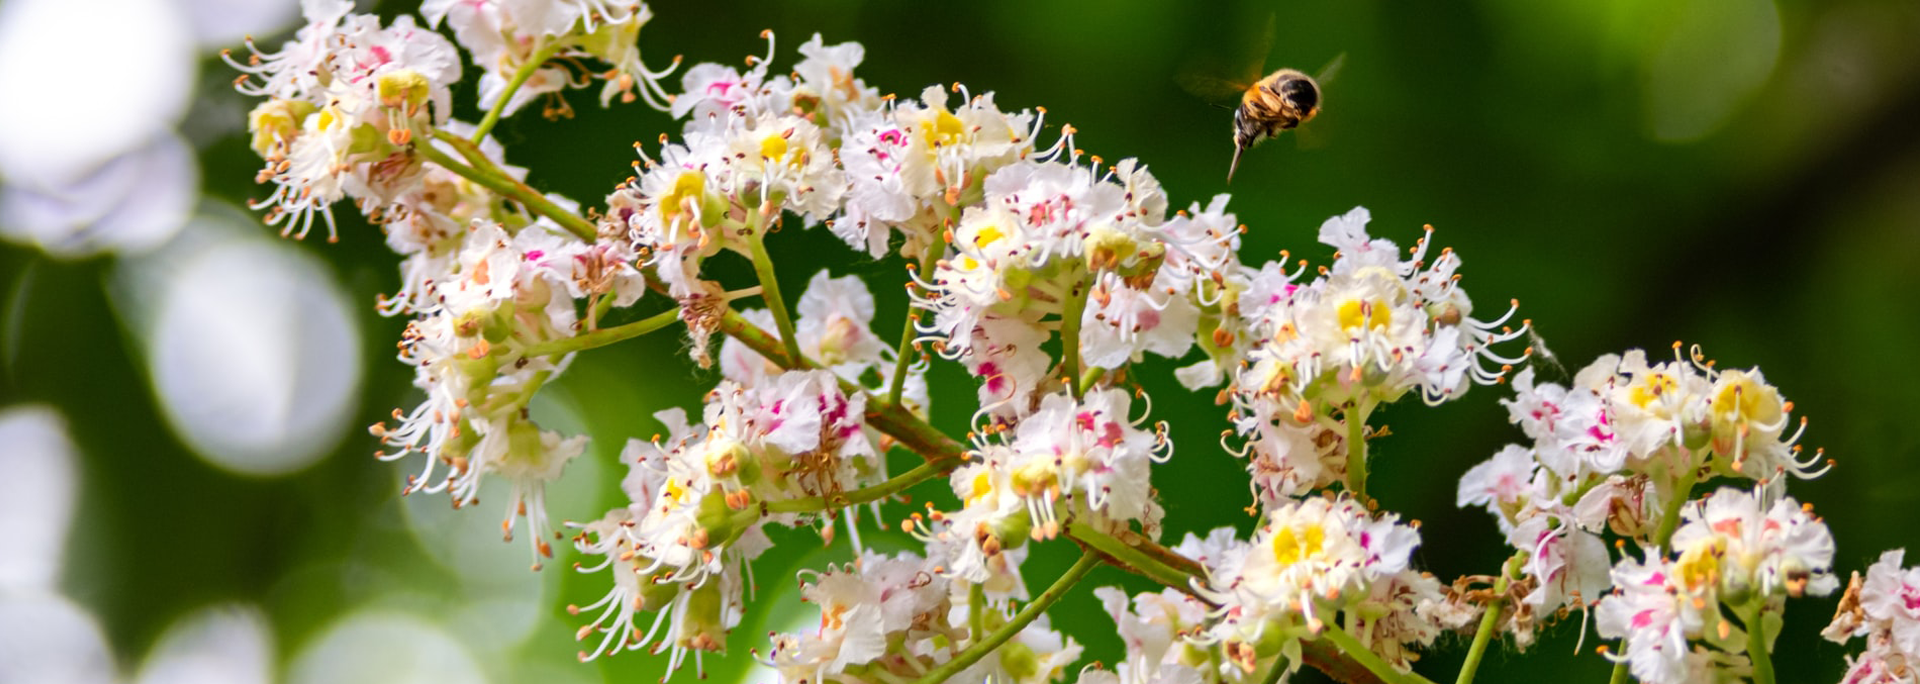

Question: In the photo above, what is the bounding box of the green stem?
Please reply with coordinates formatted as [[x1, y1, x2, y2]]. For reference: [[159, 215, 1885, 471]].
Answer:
[[1320, 621, 1410, 684], [763, 457, 959, 514], [1455, 552, 1526, 684], [1608, 657, 1630, 684], [1652, 446, 1707, 549], [968, 583, 987, 642], [743, 215, 803, 365], [1345, 400, 1374, 501], [1078, 365, 1106, 396], [888, 241, 944, 406], [414, 142, 598, 242], [1059, 273, 1091, 400], [1255, 653, 1291, 684], [471, 39, 568, 144], [910, 552, 1100, 684], [1743, 602, 1776, 684], [522, 308, 680, 357], [1064, 521, 1196, 591]]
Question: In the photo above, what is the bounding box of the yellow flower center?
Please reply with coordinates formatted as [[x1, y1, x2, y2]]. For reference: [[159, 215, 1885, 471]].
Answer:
[[1337, 298, 1391, 332], [661, 172, 706, 223], [924, 111, 966, 148], [975, 224, 1005, 248], [759, 134, 789, 162], [967, 471, 995, 505], [1271, 524, 1325, 566], [1628, 372, 1679, 409], [1675, 538, 1723, 592]]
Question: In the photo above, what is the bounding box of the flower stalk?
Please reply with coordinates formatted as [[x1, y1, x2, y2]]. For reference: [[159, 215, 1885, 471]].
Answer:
[[909, 551, 1101, 684], [471, 38, 569, 143]]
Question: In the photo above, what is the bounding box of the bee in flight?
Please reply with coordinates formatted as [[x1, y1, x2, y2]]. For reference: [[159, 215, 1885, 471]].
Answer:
[[1179, 17, 1344, 182], [1224, 67, 1327, 182]]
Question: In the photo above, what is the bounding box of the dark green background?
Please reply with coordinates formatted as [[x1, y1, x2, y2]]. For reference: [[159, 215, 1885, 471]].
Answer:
[[4, 0, 1917, 681]]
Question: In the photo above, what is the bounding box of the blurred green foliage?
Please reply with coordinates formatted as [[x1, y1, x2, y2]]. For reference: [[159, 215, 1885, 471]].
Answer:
[[4, 0, 1918, 681]]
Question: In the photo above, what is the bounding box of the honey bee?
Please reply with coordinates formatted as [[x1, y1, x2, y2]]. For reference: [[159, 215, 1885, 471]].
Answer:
[[1179, 17, 1343, 182]]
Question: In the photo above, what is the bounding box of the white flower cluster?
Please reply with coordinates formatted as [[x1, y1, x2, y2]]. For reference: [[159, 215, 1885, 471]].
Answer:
[[229, 0, 667, 567], [1459, 345, 1836, 681], [1826, 550, 1920, 683], [422, 0, 679, 113], [768, 549, 1081, 684], [1225, 208, 1525, 508], [938, 388, 1170, 584], [227, 0, 463, 240], [565, 272, 905, 667], [368, 215, 641, 566], [1176, 497, 1464, 679], [1592, 488, 1835, 684]]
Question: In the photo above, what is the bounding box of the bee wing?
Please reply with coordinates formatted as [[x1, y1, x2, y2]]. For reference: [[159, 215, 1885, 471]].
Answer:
[[1175, 12, 1273, 104], [1175, 73, 1252, 103], [1313, 52, 1348, 87], [1244, 13, 1277, 86], [1295, 53, 1348, 150], [1295, 119, 1335, 150]]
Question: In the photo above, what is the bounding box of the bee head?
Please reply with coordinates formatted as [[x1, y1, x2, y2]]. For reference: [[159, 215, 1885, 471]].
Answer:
[[1280, 78, 1320, 121]]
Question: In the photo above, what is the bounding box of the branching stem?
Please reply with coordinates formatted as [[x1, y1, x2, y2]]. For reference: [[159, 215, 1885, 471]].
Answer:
[[763, 457, 958, 514], [471, 38, 569, 143], [414, 140, 598, 242], [888, 240, 943, 405], [909, 551, 1100, 684], [522, 308, 681, 357], [743, 211, 803, 365]]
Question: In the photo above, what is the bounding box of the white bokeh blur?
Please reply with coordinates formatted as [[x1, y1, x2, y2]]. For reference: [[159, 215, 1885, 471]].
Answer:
[[113, 209, 362, 477], [134, 606, 274, 684], [0, 593, 117, 684], [287, 611, 487, 684], [0, 405, 76, 590], [0, 0, 297, 258]]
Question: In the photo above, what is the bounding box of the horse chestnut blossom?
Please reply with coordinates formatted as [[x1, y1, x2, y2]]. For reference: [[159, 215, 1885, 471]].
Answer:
[[1593, 487, 1835, 684], [422, 0, 680, 113], [228, 0, 464, 241], [1191, 496, 1456, 679], [223, 4, 1906, 684], [1458, 344, 1834, 656], [1827, 550, 1920, 683], [1225, 208, 1526, 510]]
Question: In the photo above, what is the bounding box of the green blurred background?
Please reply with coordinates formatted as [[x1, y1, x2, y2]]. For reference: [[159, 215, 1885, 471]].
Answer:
[[4, 0, 1919, 681]]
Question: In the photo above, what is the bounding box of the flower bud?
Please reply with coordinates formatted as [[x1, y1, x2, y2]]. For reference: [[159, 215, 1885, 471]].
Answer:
[[676, 581, 730, 653], [246, 99, 315, 157], [694, 490, 739, 543], [377, 69, 432, 113], [998, 640, 1041, 682]]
